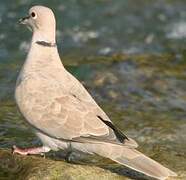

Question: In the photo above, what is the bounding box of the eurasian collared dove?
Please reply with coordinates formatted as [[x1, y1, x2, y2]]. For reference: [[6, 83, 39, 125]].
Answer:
[[14, 6, 177, 180]]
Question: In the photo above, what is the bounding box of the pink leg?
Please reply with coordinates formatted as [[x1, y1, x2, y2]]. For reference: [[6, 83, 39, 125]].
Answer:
[[12, 145, 50, 156]]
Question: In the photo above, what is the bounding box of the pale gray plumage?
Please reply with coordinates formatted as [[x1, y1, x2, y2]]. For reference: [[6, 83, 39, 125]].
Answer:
[[15, 5, 177, 180]]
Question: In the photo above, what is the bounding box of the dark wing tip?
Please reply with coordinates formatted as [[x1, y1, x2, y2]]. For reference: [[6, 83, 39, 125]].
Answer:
[[97, 115, 128, 143]]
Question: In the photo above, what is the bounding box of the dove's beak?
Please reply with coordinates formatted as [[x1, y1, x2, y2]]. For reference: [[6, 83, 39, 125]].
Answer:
[[19, 16, 30, 24]]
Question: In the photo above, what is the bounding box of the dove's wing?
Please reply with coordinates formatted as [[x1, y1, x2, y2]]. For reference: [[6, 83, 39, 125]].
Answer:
[[19, 71, 137, 147]]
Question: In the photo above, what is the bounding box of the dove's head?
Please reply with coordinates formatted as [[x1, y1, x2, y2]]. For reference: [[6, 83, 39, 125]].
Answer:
[[19, 6, 56, 43]]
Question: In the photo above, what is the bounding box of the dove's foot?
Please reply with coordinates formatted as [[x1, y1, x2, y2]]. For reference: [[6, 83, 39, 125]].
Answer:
[[65, 151, 73, 162], [12, 145, 50, 156], [65, 151, 84, 163]]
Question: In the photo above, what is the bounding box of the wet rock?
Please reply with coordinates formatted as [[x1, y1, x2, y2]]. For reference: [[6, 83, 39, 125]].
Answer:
[[0, 147, 185, 180], [0, 149, 124, 180]]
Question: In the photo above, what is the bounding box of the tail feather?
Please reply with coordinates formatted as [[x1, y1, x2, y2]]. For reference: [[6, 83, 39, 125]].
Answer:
[[113, 150, 177, 180], [72, 141, 177, 180], [92, 143, 177, 180]]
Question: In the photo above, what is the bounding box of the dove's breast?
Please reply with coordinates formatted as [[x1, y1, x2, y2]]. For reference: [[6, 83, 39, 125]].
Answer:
[[15, 70, 65, 124]]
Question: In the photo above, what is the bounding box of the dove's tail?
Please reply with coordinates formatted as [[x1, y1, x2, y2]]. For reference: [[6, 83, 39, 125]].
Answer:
[[73, 142, 177, 180], [110, 150, 177, 180]]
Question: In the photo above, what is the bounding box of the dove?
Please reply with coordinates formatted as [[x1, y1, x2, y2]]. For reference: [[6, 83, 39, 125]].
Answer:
[[13, 5, 177, 180]]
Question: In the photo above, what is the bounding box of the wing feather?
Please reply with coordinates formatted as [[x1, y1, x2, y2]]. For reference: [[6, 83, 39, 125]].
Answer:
[[18, 71, 137, 147]]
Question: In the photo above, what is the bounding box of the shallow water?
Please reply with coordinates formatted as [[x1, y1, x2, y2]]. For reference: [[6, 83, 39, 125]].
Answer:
[[1, 0, 186, 62], [0, 0, 186, 179]]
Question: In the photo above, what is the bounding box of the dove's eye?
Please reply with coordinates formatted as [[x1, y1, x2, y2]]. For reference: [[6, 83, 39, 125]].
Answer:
[[31, 12, 37, 19]]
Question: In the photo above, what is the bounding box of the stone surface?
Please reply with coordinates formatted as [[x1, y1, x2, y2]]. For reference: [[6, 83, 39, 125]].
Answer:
[[0, 149, 125, 180], [0, 148, 185, 180]]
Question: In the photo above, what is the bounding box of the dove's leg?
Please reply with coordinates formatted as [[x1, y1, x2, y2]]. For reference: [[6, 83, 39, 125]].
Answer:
[[12, 145, 51, 155], [65, 150, 73, 162]]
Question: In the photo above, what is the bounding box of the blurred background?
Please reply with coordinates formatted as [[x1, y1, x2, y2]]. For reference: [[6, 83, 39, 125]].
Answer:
[[0, 0, 186, 179], [2, 0, 186, 60]]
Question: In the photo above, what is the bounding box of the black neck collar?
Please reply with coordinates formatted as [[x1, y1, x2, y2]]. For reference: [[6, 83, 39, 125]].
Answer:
[[36, 41, 56, 47]]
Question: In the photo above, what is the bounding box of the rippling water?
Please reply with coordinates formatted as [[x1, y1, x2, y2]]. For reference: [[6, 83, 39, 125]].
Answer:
[[1, 0, 186, 61]]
